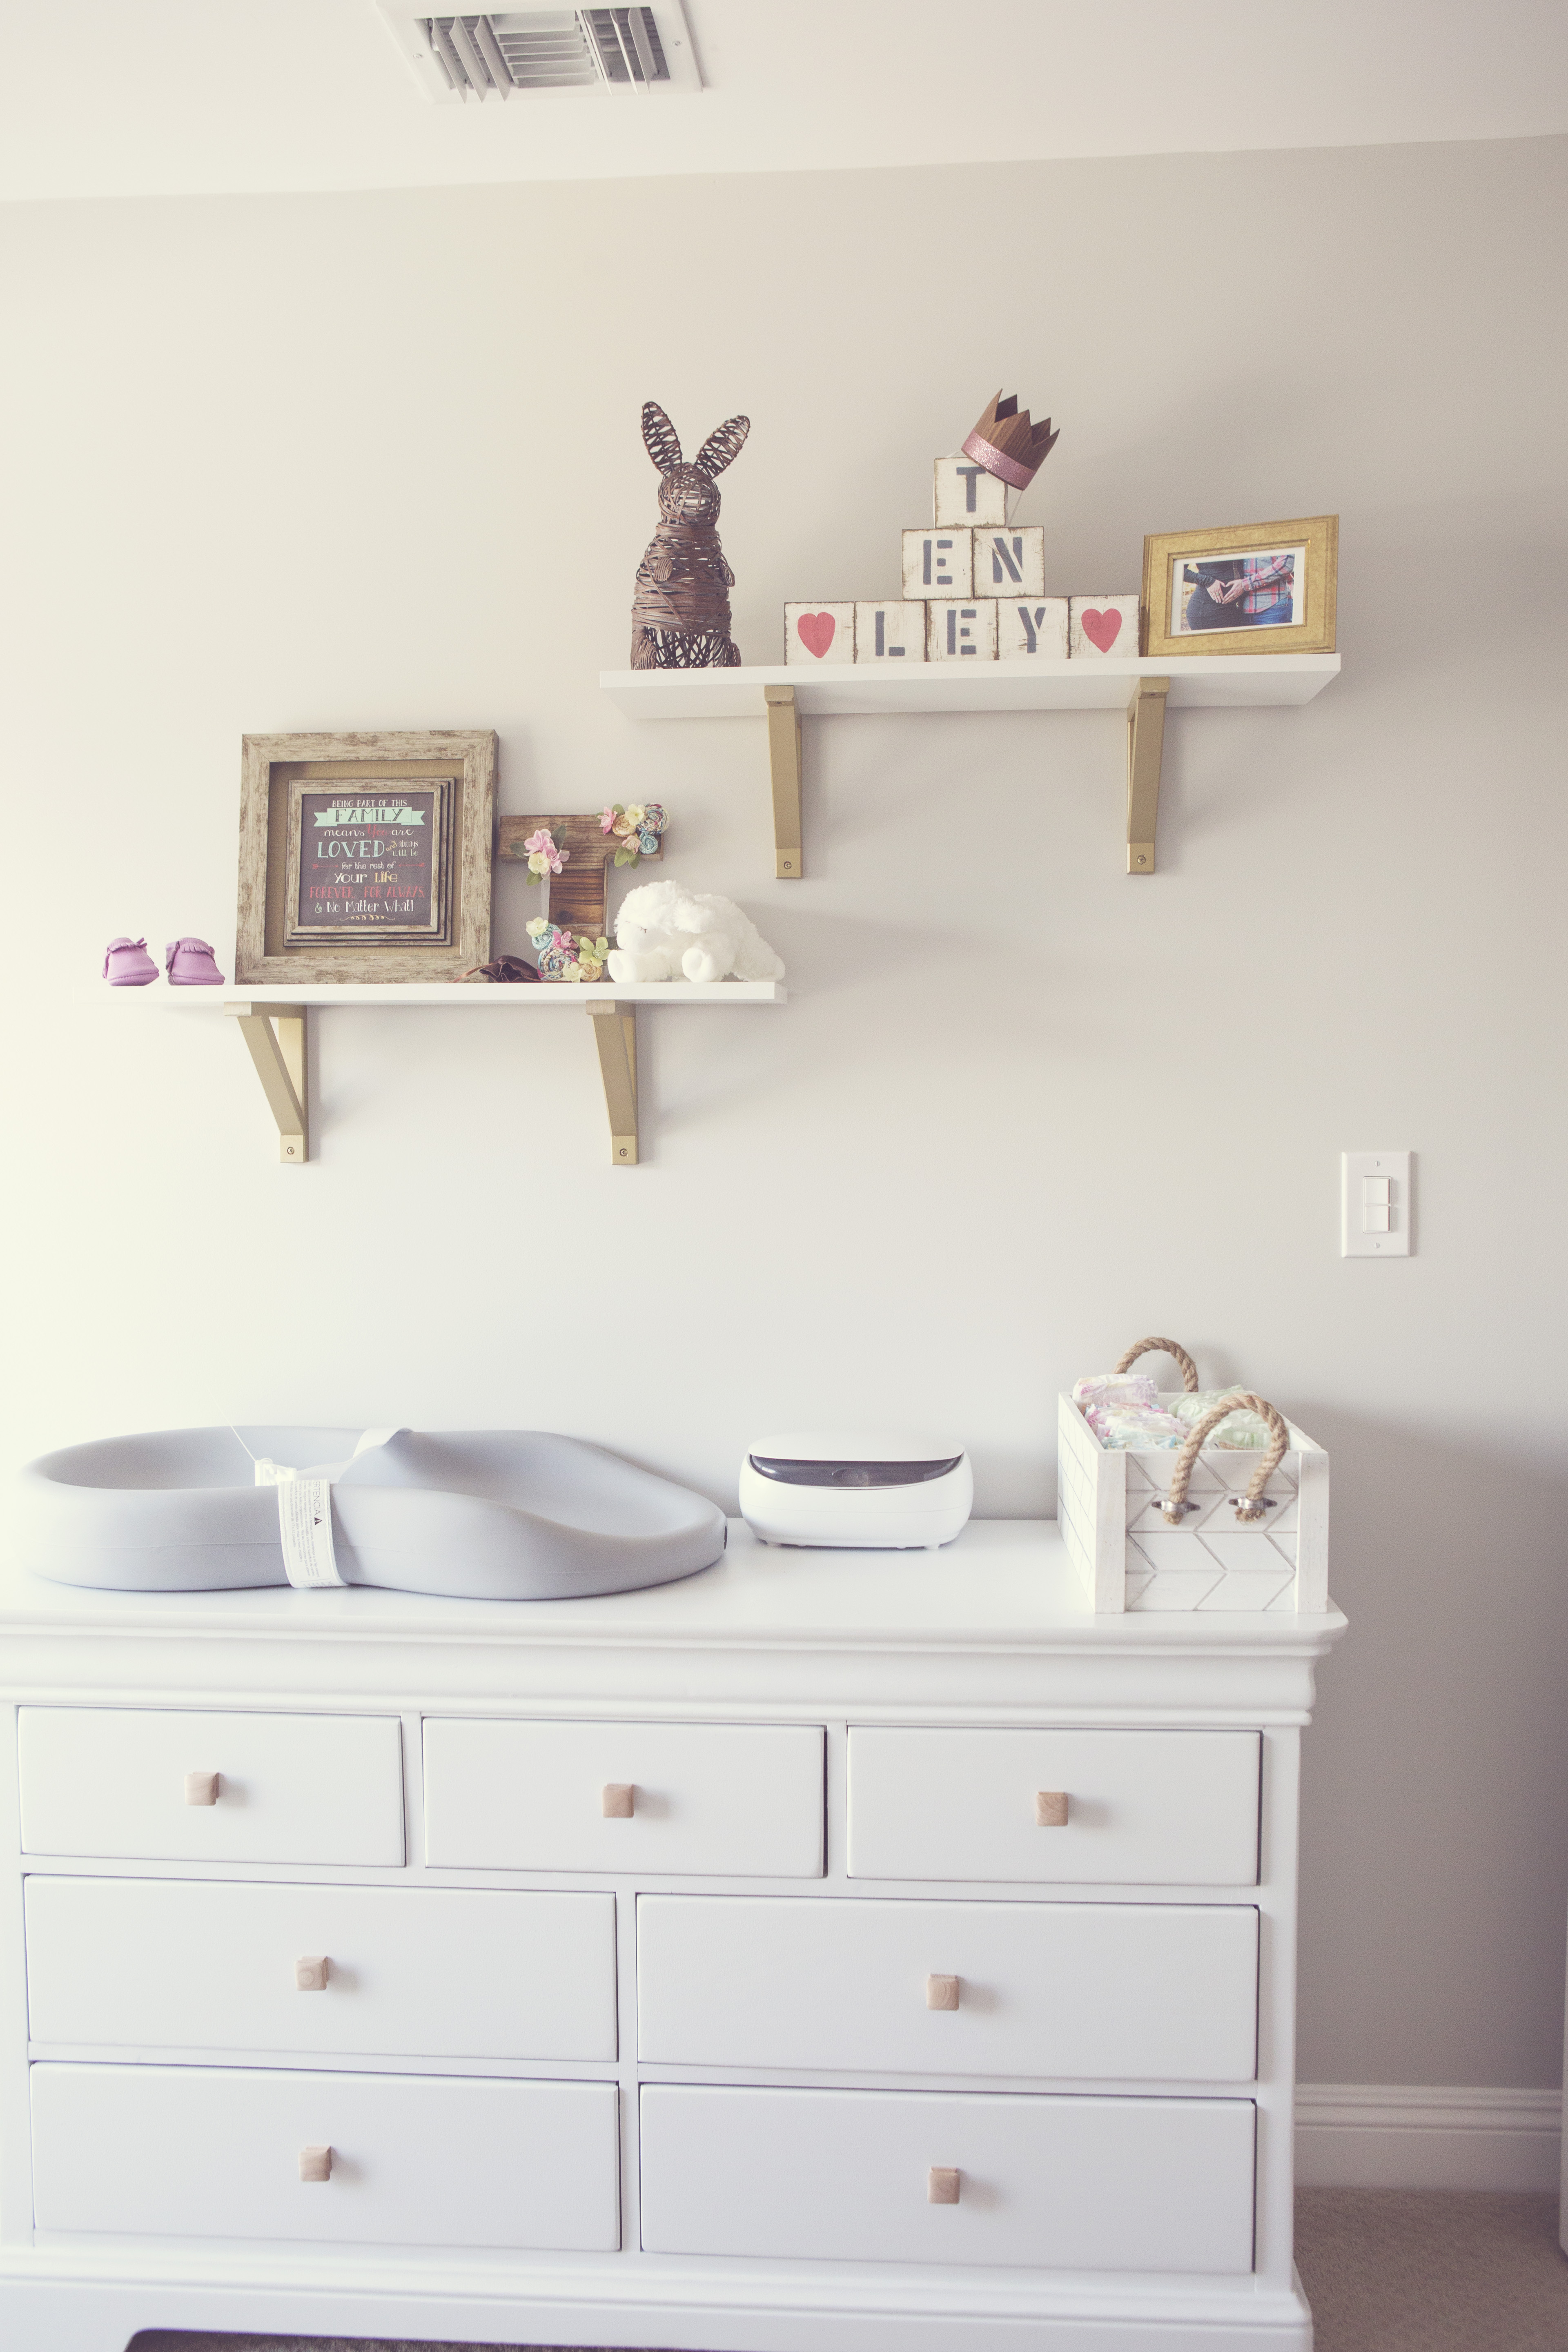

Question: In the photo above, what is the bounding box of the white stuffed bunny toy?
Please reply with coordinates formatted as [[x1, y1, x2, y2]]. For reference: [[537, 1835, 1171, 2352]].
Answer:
[[606, 878, 785, 985]]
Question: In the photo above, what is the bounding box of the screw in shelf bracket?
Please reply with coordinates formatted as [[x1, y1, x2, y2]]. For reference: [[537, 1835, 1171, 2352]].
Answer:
[[587, 1001, 638, 1166], [1126, 676, 1170, 875], [226, 1003, 310, 1164], [763, 684, 803, 880]]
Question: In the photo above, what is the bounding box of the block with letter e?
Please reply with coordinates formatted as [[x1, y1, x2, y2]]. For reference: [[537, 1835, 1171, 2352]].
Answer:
[[784, 604, 855, 665], [974, 527, 1045, 597], [933, 456, 1010, 526], [854, 601, 927, 664], [902, 529, 973, 599], [927, 601, 998, 662], [998, 598, 1069, 661]]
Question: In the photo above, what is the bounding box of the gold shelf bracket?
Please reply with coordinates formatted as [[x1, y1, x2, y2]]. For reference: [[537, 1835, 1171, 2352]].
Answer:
[[227, 1002, 310, 1164], [1126, 676, 1171, 875], [588, 1002, 639, 1166], [764, 683, 803, 880]]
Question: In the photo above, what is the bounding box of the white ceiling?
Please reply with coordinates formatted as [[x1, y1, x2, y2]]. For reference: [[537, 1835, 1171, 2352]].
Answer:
[[2, 0, 1566, 203]]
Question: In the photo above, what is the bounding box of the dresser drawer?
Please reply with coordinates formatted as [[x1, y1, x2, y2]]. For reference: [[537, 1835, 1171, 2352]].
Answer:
[[637, 1894, 1257, 2080], [423, 1718, 824, 1877], [848, 1728, 1260, 1885], [18, 1709, 404, 1867], [639, 2084, 1254, 2272], [26, 1878, 617, 2061], [31, 2064, 620, 2250]]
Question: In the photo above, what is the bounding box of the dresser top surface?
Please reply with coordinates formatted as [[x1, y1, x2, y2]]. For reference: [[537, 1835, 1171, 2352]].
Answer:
[[0, 1519, 1346, 1660]]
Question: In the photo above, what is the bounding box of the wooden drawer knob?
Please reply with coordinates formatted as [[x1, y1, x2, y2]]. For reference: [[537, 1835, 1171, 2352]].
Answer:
[[298, 2145, 332, 2183], [1035, 1790, 1069, 1828], [926, 1973, 960, 2011], [601, 1782, 635, 1818], [295, 1956, 329, 1992], [184, 1771, 220, 1807], [928, 2166, 960, 2205]]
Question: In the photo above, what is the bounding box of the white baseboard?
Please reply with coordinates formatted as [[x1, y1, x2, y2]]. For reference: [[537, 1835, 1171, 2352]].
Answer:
[[1296, 2083, 1562, 2191]]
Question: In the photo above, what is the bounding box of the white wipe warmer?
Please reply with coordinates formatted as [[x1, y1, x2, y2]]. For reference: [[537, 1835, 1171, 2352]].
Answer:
[[739, 1433, 973, 1550]]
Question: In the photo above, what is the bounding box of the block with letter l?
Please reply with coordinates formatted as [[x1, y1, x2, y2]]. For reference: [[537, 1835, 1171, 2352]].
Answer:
[[854, 602, 927, 664]]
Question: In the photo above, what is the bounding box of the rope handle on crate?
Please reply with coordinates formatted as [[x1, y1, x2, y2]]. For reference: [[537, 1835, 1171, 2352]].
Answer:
[[1162, 1393, 1290, 1525], [1114, 1336, 1200, 1393]]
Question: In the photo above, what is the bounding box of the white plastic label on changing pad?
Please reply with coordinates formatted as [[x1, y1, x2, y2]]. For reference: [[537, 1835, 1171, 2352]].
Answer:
[[275, 1478, 343, 1588], [252, 1429, 402, 1591]]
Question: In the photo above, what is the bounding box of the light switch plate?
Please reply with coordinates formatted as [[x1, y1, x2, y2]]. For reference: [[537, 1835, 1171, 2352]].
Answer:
[[1342, 1152, 1412, 1256]]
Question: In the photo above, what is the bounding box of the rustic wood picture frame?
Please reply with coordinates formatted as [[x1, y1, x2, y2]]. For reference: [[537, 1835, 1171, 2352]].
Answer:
[[236, 732, 495, 984], [1141, 515, 1338, 659]]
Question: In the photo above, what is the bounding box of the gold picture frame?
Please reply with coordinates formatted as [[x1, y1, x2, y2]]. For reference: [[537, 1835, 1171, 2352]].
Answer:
[[1141, 515, 1337, 659], [236, 731, 494, 985]]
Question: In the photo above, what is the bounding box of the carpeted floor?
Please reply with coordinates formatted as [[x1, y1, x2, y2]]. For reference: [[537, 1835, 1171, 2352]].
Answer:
[[1295, 2189, 1568, 2350], [126, 2190, 1568, 2352]]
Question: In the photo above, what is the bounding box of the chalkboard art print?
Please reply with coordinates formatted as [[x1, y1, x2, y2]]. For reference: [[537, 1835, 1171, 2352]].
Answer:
[[283, 781, 453, 947]]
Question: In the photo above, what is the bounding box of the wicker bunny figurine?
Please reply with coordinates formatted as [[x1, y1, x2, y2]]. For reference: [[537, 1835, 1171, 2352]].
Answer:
[[630, 401, 750, 669]]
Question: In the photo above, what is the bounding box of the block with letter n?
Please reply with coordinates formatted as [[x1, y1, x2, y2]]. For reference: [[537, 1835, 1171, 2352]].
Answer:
[[975, 527, 1045, 598], [497, 812, 663, 946]]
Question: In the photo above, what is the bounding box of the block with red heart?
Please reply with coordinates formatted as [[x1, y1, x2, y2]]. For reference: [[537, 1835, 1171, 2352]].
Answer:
[[1069, 595, 1140, 657], [854, 601, 927, 664], [785, 603, 856, 665]]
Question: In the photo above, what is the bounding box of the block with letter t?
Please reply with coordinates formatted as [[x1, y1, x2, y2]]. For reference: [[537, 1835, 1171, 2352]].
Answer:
[[934, 455, 1010, 526]]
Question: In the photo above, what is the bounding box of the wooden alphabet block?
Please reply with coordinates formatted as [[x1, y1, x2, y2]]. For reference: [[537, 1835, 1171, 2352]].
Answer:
[[498, 811, 663, 948], [1069, 595, 1140, 657], [933, 456, 1009, 527], [973, 527, 1045, 598], [927, 601, 998, 662], [998, 598, 1069, 661], [784, 604, 855, 665], [853, 601, 927, 664], [902, 530, 973, 600]]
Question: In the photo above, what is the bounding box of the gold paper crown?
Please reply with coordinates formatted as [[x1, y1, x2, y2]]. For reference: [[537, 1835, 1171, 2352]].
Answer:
[[961, 390, 1060, 493]]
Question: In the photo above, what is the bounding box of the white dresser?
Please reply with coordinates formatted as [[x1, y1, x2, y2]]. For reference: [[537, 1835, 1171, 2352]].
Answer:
[[0, 1521, 1345, 2352]]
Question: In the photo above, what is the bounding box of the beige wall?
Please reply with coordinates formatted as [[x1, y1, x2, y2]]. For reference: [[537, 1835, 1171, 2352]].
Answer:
[[2, 136, 1565, 2091]]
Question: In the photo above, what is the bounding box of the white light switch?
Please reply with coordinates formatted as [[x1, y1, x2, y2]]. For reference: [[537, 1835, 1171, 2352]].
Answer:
[[1342, 1152, 1412, 1256]]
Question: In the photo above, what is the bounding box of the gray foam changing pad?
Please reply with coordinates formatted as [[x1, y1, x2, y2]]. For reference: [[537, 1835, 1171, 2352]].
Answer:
[[17, 1427, 726, 1601]]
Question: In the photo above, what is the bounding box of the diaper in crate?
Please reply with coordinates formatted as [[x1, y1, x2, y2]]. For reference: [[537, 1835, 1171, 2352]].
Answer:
[[1056, 1336, 1328, 1615]]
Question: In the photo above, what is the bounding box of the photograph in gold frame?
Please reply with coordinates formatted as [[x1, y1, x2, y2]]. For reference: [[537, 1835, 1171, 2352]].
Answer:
[[1142, 515, 1337, 659]]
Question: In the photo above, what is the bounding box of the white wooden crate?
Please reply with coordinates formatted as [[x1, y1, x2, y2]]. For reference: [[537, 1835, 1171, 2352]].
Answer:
[[1056, 1394, 1328, 1615]]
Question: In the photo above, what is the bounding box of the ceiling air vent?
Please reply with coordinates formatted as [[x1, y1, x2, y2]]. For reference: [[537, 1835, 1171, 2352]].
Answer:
[[375, 5, 701, 100]]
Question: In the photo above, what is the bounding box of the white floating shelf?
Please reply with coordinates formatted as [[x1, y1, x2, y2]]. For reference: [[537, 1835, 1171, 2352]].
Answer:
[[183, 983, 784, 1169], [199, 984, 786, 1008], [599, 653, 1340, 719], [602, 653, 1341, 881]]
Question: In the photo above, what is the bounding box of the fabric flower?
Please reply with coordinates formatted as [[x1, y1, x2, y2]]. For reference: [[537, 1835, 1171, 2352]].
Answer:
[[610, 809, 639, 842], [637, 829, 659, 857], [640, 804, 666, 836], [599, 806, 619, 836], [526, 917, 550, 940], [521, 826, 567, 881]]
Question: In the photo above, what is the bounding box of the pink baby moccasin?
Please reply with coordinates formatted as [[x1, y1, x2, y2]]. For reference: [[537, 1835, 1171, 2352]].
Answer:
[[103, 936, 158, 986], [165, 938, 225, 985]]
